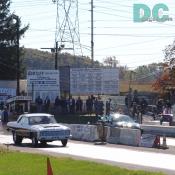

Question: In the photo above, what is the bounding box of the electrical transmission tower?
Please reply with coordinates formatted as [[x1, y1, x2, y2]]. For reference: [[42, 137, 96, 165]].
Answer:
[[52, 0, 83, 58]]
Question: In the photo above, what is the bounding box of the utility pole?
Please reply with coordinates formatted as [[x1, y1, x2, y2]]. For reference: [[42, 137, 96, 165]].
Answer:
[[13, 15, 20, 96], [41, 41, 60, 70], [91, 0, 94, 67], [16, 17, 20, 96], [41, 42, 72, 70], [55, 41, 58, 70]]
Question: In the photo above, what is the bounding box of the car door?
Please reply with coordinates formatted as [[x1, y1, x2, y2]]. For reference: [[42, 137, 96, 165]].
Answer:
[[16, 116, 30, 137]]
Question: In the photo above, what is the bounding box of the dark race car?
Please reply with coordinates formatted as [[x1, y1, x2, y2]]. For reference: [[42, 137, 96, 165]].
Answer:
[[100, 113, 141, 129]]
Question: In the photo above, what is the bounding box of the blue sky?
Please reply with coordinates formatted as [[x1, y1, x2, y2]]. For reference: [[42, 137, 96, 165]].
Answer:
[[10, 0, 175, 69]]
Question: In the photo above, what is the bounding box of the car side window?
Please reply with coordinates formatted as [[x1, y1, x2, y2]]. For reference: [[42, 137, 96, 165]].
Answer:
[[29, 118, 35, 125], [17, 115, 23, 123], [19, 117, 29, 125], [40, 116, 50, 124]]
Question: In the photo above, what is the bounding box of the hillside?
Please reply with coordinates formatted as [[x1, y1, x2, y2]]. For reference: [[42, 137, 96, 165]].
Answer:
[[20, 49, 158, 84], [22, 48, 101, 72]]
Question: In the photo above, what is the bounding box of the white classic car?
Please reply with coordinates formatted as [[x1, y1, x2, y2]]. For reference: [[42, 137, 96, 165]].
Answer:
[[7, 113, 71, 147]]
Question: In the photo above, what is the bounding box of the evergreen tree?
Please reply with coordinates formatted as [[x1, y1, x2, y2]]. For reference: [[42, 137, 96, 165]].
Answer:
[[0, 0, 29, 79]]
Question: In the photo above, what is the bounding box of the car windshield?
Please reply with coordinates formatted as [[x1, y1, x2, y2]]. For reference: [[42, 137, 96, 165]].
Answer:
[[111, 114, 134, 123], [29, 115, 57, 125]]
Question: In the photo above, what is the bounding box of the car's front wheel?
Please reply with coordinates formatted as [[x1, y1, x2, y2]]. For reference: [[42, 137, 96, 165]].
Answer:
[[13, 131, 23, 145], [31, 137, 38, 147], [61, 139, 68, 147]]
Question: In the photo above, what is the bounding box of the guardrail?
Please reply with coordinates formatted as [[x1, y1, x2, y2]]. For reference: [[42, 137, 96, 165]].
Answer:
[[141, 124, 175, 137]]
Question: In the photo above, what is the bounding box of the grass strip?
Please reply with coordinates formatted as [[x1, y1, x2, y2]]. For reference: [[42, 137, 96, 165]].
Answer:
[[0, 147, 164, 175]]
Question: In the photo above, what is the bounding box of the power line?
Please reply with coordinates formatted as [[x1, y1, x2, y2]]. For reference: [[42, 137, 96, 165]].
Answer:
[[80, 33, 175, 37], [96, 52, 162, 56], [95, 38, 170, 51]]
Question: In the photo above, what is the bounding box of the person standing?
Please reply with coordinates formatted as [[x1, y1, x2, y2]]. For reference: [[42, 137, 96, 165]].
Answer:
[[125, 88, 133, 115], [44, 96, 50, 113], [106, 98, 111, 115], [76, 97, 83, 113], [35, 96, 43, 113], [86, 96, 93, 115], [139, 98, 148, 124], [1, 106, 9, 124], [156, 98, 163, 114], [163, 100, 172, 114], [55, 96, 61, 114], [69, 97, 75, 113], [133, 90, 139, 105]]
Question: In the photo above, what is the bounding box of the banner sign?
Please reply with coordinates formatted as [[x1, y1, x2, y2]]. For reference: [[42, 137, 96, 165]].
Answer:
[[27, 70, 60, 102], [70, 68, 119, 95], [0, 88, 16, 102], [6, 96, 32, 104]]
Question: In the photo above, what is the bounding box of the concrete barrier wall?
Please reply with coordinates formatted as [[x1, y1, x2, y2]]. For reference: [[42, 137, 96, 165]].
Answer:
[[66, 124, 141, 146], [107, 127, 120, 144], [107, 127, 141, 146], [67, 124, 99, 141], [65, 123, 175, 146], [119, 128, 141, 146]]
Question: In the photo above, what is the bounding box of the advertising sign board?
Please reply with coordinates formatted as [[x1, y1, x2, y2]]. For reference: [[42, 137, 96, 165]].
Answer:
[[0, 88, 16, 103], [70, 68, 119, 95], [27, 70, 60, 102]]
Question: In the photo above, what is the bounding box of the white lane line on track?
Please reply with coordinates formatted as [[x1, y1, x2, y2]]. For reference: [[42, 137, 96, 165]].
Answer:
[[39, 141, 175, 171]]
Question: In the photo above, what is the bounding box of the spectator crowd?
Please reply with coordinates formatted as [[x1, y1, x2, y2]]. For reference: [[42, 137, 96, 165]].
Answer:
[[35, 95, 111, 116]]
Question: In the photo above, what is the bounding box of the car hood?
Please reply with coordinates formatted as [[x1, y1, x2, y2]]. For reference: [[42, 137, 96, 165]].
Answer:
[[31, 123, 70, 131], [113, 121, 140, 129]]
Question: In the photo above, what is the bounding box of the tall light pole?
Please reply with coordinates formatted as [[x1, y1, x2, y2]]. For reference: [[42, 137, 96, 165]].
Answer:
[[13, 15, 20, 96], [41, 42, 72, 70], [55, 41, 58, 70], [91, 0, 94, 67]]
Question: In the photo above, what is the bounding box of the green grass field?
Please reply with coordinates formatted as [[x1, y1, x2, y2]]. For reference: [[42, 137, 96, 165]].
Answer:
[[0, 147, 164, 175]]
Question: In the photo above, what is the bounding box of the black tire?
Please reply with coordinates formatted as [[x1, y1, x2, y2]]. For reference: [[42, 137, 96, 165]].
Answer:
[[40, 141, 47, 146], [13, 131, 22, 145], [31, 136, 38, 147], [61, 139, 68, 147]]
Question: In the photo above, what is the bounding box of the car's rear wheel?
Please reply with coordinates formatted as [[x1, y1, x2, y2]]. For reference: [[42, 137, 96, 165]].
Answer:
[[40, 141, 47, 146], [31, 137, 38, 147], [61, 139, 68, 147], [13, 131, 22, 145]]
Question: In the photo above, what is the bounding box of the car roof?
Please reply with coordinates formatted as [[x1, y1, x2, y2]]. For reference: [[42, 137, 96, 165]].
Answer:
[[111, 113, 129, 117], [21, 113, 53, 118]]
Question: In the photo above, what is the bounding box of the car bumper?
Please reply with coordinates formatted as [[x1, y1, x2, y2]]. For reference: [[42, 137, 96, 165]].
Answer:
[[38, 130, 71, 141]]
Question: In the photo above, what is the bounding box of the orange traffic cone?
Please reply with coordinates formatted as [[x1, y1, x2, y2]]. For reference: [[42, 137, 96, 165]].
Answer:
[[47, 157, 53, 175], [162, 135, 168, 149], [154, 135, 160, 148]]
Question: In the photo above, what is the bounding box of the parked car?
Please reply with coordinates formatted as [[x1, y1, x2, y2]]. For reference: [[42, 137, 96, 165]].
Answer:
[[160, 114, 173, 126], [100, 113, 141, 129], [7, 113, 71, 147]]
